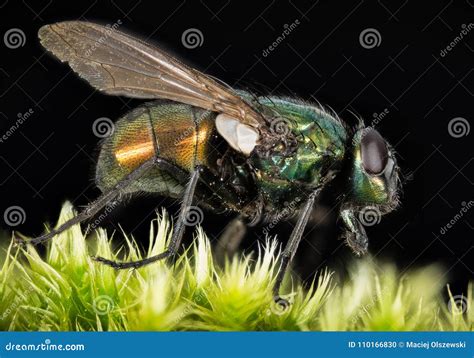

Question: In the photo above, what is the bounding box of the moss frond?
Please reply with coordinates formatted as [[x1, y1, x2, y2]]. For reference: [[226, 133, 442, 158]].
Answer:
[[0, 203, 472, 331]]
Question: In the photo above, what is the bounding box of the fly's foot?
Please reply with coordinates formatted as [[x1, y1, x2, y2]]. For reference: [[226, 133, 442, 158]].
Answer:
[[12, 233, 27, 248], [345, 231, 368, 256], [92, 249, 172, 270], [92, 256, 133, 269]]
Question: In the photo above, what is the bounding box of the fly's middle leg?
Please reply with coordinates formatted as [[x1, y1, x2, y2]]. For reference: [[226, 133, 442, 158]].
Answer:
[[272, 189, 320, 307]]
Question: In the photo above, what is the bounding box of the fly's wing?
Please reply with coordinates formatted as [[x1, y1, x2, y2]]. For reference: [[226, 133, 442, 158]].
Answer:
[[38, 21, 264, 129]]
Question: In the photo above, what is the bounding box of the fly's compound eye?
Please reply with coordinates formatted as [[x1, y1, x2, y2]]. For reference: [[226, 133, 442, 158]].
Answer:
[[360, 128, 388, 175]]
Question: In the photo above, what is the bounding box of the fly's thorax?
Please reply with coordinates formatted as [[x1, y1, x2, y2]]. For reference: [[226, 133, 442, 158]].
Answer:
[[249, 97, 347, 194]]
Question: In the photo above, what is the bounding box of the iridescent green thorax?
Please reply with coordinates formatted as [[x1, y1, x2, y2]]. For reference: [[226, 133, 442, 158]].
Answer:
[[250, 97, 348, 203]]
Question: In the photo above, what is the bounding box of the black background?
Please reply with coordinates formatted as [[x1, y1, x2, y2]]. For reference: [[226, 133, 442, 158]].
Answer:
[[0, 1, 472, 294]]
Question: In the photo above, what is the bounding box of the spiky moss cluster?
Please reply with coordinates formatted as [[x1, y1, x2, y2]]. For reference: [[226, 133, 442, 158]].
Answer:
[[0, 203, 472, 331]]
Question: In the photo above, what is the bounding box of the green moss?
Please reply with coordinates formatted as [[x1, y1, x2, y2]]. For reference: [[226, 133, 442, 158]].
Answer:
[[0, 203, 472, 331]]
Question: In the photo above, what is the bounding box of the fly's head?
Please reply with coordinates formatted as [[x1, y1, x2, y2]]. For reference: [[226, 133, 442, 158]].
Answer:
[[340, 126, 401, 255]]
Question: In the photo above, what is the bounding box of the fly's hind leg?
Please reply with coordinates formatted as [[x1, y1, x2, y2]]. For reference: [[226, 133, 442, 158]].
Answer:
[[94, 165, 202, 269], [17, 157, 158, 247], [94, 107, 203, 269]]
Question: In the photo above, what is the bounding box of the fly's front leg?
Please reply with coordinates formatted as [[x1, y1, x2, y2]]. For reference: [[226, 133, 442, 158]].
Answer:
[[94, 164, 202, 269], [340, 208, 368, 256], [272, 190, 318, 307], [16, 157, 158, 247]]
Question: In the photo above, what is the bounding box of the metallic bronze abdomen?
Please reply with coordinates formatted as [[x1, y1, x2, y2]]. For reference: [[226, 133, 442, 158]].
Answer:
[[95, 103, 218, 197]]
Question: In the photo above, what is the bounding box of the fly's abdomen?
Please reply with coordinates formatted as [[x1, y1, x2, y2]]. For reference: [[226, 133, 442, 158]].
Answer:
[[95, 103, 217, 197]]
